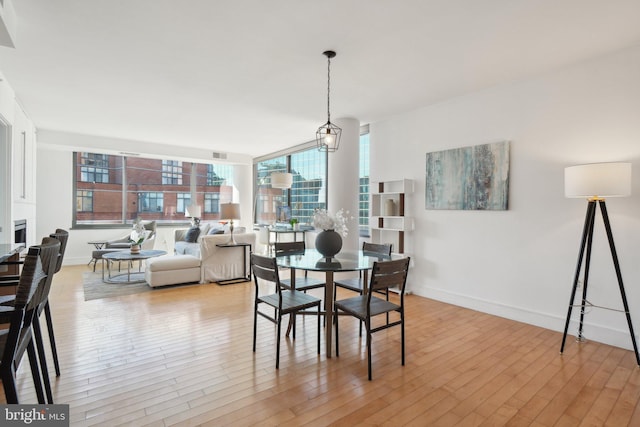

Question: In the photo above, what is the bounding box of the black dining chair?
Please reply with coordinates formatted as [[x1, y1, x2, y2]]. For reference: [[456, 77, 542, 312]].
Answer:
[[334, 242, 392, 296], [334, 242, 393, 335], [334, 257, 410, 380], [0, 244, 58, 403], [251, 253, 321, 369], [43, 229, 68, 377], [274, 241, 326, 292]]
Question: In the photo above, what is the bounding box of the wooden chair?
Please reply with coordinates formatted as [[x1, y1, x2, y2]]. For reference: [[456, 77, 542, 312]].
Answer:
[[43, 229, 69, 377], [0, 245, 55, 403], [334, 257, 410, 380], [251, 253, 321, 369], [334, 242, 393, 335], [334, 242, 392, 295], [274, 241, 325, 292]]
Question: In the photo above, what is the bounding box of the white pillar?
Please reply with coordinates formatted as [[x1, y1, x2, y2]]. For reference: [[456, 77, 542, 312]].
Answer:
[[328, 117, 360, 251]]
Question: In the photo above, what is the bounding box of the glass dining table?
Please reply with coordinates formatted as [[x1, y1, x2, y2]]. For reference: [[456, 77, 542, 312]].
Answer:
[[275, 248, 395, 357]]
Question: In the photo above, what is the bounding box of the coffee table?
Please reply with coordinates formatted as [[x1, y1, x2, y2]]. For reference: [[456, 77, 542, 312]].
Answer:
[[102, 249, 167, 284]]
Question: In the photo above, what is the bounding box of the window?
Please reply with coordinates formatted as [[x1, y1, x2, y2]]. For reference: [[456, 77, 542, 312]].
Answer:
[[359, 131, 370, 235], [204, 193, 220, 214], [177, 193, 191, 213], [138, 192, 163, 212], [254, 156, 288, 224], [290, 149, 325, 224], [162, 160, 182, 185], [76, 190, 93, 212], [73, 152, 235, 226], [254, 146, 327, 225], [207, 164, 234, 186], [80, 153, 109, 183]]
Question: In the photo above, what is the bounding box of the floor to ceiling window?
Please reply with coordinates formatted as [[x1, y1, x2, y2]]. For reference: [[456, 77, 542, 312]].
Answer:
[[254, 144, 328, 226], [359, 129, 370, 236], [73, 152, 235, 227]]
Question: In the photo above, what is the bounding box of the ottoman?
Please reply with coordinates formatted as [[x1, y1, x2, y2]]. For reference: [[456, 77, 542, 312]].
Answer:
[[145, 255, 201, 288]]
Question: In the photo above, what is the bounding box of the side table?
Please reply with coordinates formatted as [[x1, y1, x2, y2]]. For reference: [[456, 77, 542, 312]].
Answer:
[[215, 243, 252, 285]]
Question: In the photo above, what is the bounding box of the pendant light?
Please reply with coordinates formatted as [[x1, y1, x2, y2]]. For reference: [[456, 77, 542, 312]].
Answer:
[[316, 50, 341, 152]]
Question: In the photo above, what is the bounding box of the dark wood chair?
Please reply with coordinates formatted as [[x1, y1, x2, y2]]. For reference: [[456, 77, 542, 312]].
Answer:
[[0, 244, 57, 403], [334, 242, 392, 295], [251, 253, 321, 369], [334, 257, 410, 380], [274, 241, 325, 292], [43, 229, 68, 377], [0, 237, 61, 402]]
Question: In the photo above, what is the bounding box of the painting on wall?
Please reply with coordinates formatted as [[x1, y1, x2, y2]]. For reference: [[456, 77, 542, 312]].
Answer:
[[425, 141, 510, 210]]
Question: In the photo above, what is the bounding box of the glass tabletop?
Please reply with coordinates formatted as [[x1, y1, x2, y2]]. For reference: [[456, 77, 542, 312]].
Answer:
[[275, 248, 394, 272], [102, 249, 167, 261]]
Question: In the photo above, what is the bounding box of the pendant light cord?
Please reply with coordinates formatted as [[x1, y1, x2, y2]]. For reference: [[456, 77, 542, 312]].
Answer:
[[326, 55, 331, 123]]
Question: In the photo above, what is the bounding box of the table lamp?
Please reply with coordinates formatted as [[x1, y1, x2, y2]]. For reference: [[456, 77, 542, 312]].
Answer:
[[560, 162, 639, 366], [220, 203, 241, 245]]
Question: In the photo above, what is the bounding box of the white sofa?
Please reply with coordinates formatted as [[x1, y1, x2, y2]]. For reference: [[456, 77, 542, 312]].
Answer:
[[174, 227, 256, 283]]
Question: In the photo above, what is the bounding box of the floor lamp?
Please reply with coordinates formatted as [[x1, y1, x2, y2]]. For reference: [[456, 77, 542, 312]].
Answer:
[[560, 162, 640, 366]]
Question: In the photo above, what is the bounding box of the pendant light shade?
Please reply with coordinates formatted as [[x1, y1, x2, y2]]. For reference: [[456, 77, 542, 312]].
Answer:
[[316, 50, 341, 152], [271, 172, 293, 189]]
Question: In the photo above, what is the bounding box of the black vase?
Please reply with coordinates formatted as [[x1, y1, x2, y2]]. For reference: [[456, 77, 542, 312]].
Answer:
[[315, 229, 342, 258]]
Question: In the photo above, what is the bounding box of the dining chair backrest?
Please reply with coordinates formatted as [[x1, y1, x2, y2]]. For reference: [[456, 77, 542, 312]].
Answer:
[[251, 254, 282, 292], [368, 258, 410, 296], [49, 229, 69, 274], [14, 247, 47, 311], [31, 238, 61, 309], [274, 241, 305, 256], [362, 242, 392, 256]]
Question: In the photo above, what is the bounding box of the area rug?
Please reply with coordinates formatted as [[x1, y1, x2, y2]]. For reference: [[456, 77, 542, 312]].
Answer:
[[83, 271, 152, 301]]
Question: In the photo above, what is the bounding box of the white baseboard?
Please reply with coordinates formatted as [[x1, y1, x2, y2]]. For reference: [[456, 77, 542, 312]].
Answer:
[[416, 286, 637, 352]]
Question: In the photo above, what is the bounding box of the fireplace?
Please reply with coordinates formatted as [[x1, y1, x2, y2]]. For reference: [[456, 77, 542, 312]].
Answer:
[[14, 219, 26, 246]]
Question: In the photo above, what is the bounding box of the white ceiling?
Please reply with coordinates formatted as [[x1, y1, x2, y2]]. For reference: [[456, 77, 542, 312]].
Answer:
[[1, 0, 640, 157]]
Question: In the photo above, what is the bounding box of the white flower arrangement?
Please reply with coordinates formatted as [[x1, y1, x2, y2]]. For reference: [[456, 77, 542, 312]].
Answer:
[[312, 208, 350, 238], [129, 218, 147, 245]]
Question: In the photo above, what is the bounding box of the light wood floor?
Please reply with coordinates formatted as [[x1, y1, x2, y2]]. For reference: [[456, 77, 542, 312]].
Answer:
[[2, 264, 640, 426]]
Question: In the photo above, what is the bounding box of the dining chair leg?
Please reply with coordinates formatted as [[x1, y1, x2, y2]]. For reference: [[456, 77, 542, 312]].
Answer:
[[401, 311, 405, 366], [335, 310, 340, 357], [1, 371, 19, 404], [252, 302, 258, 352], [366, 319, 373, 381], [26, 341, 46, 403], [317, 304, 321, 355], [276, 314, 282, 369], [33, 320, 54, 403], [44, 302, 61, 376]]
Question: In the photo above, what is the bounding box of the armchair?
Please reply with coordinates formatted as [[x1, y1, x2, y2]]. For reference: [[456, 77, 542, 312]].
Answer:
[[106, 220, 156, 250]]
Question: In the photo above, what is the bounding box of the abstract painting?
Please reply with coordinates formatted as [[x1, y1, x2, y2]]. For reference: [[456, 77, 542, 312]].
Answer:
[[425, 141, 510, 210]]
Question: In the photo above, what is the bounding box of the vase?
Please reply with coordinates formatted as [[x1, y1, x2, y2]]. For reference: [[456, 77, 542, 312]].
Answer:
[[130, 244, 141, 254], [315, 229, 342, 258]]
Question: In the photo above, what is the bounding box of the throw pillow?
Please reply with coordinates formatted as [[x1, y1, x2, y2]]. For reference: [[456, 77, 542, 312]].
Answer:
[[184, 226, 201, 243], [207, 227, 224, 235]]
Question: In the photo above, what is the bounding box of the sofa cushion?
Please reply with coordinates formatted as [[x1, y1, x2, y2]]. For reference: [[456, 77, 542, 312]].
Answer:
[[184, 226, 201, 243], [174, 241, 201, 258], [147, 254, 200, 272]]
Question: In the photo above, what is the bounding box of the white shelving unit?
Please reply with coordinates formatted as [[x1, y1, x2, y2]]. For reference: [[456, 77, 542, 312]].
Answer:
[[370, 178, 413, 254]]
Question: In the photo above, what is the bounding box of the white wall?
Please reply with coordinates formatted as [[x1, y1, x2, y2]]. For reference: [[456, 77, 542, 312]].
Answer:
[[370, 45, 640, 351], [36, 146, 254, 266]]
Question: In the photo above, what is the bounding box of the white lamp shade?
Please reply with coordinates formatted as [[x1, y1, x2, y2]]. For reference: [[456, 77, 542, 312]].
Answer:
[[565, 162, 632, 198], [185, 204, 202, 218], [271, 172, 293, 189], [220, 203, 241, 220]]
